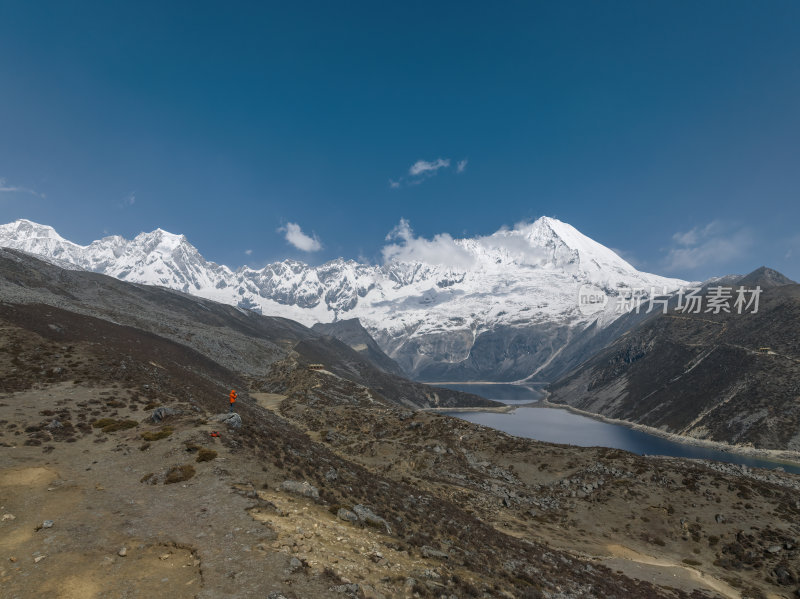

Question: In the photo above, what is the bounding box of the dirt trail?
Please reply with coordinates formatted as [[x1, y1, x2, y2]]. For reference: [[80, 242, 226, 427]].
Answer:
[[603, 544, 741, 599], [250, 392, 287, 411]]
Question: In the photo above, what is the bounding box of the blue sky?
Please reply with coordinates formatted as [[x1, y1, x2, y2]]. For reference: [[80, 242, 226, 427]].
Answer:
[[1, 1, 799, 281]]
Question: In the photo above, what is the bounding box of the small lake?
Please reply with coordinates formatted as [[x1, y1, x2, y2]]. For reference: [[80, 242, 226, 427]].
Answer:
[[440, 383, 800, 475]]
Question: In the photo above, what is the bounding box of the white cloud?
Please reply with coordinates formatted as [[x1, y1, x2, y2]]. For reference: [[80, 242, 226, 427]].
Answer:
[[663, 221, 753, 273], [391, 157, 459, 188], [0, 177, 44, 198], [473, 222, 551, 266], [456, 159, 468, 173], [280, 222, 322, 252], [120, 191, 136, 207], [244, 249, 253, 256], [409, 158, 450, 176], [382, 218, 474, 269]]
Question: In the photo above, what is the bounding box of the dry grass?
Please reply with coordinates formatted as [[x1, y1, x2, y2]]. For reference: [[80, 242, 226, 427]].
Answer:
[[196, 448, 217, 462], [141, 426, 174, 441], [91, 418, 138, 433], [165, 464, 195, 484]]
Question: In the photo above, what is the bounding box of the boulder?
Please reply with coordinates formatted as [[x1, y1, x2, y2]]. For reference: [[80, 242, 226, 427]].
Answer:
[[288, 556, 303, 572], [150, 407, 181, 423], [352, 504, 391, 533], [773, 566, 795, 585], [337, 508, 359, 523], [421, 545, 449, 559], [329, 583, 359, 594], [279, 480, 319, 500], [212, 412, 242, 429]]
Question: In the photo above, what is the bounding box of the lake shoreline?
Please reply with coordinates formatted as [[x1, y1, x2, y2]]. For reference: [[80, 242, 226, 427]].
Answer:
[[437, 382, 800, 471], [421, 404, 522, 414], [539, 393, 800, 470]]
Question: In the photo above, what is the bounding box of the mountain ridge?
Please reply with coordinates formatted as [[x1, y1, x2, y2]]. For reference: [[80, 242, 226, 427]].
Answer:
[[547, 267, 800, 450], [0, 217, 688, 381], [0, 248, 497, 410]]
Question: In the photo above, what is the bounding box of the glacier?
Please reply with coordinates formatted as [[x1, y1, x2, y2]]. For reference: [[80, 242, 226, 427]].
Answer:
[[0, 217, 687, 381]]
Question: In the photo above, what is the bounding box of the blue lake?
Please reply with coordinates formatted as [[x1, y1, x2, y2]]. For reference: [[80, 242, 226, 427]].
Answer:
[[440, 383, 800, 475]]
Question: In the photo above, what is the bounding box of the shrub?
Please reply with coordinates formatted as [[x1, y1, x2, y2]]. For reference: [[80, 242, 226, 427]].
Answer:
[[141, 426, 174, 441], [196, 448, 217, 462], [682, 558, 702, 566], [92, 418, 138, 433], [165, 464, 195, 484]]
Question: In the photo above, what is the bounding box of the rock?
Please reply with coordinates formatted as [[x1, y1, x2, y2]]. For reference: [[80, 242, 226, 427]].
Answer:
[[118, 547, 127, 557], [288, 556, 303, 572], [325, 467, 338, 482], [45, 419, 62, 430], [150, 407, 180, 423], [34, 555, 46, 563], [337, 508, 359, 523], [279, 480, 319, 500], [773, 566, 795, 585], [267, 593, 289, 599], [421, 545, 449, 559], [715, 514, 725, 524], [1, 513, 16, 522], [212, 412, 242, 429], [352, 504, 391, 533], [329, 583, 359, 594], [35, 520, 54, 531], [767, 545, 783, 554]]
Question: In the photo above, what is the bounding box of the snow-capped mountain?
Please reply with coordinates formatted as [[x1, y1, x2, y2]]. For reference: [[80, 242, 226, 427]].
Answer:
[[0, 217, 687, 381]]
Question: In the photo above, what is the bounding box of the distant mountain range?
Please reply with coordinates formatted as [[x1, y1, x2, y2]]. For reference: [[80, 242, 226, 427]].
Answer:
[[0, 247, 496, 410], [0, 217, 686, 381], [4, 220, 799, 451]]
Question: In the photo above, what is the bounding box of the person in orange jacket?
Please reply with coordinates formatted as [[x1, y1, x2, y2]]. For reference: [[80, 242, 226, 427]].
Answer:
[[229, 389, 237, 413]]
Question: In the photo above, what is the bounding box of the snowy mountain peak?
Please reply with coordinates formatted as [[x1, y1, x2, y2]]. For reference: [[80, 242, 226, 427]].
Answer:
[[0, 217, 688, 380], [0, 219, 70, 242]]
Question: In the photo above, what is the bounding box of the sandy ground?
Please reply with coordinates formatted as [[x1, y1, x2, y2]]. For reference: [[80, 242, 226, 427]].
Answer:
[[0, 384, 358, 599]]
